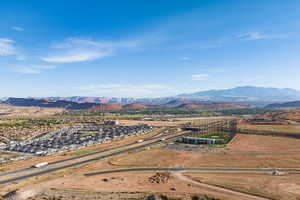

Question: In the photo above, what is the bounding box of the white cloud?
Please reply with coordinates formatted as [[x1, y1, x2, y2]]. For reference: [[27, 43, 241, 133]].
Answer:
[[76, 84, 176, 97], [180, 56, 189, 60], [12, 65, 56, 74], [192, 74, 209, 80], [41, 51, 110, 63], [0, 38, 17, 56], [41, 38, 140, 63], [12, 26, 24, 32], [237, 32, 268, 41]]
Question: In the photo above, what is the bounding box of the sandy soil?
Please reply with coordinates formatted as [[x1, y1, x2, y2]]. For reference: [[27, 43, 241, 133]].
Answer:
[[227, 134, 300, 152], [110, 134, 300, 168], [238, 124, 300, 134], [173, 171, 267, 200], [24, 170, 266, 200], [0, 105, 64, 117], [119, 119, 185, 127], [111, 148, 300, 168], [2, 133, 300, 199], [185, 172, 300, 200]]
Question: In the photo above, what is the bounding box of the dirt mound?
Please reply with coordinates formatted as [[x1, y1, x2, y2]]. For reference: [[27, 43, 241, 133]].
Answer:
[[3, 189, 39, 200], [148, 172, 171, 184]]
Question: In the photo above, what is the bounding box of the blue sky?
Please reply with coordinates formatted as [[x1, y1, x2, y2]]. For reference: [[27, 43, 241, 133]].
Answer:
[[1, 0, 300, 97]]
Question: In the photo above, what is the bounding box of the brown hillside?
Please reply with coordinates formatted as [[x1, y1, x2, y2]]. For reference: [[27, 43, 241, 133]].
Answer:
[[271, 109, 300, 122], [176, 103, 251, 110], [122, 104, 153, 109], [90, 103, 123, 111], [0, 102, 8, 107]]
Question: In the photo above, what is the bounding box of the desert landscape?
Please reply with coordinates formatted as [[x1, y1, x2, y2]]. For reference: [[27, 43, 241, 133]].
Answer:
[[0, 104, 300, 200], [1, 1, 300, 199]]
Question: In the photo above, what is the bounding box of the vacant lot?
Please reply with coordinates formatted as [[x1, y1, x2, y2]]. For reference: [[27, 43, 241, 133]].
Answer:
[[0, 105, 64, 117], [119, 119, 185, 127], [228, 134, 300, 152], [110, 148, 300, 169], [1, 132, 300, 199], [185, 172, 300, 200], [110, 134, 300, 168], [238, 124, 300, 135], [16, 169, 259, 200]]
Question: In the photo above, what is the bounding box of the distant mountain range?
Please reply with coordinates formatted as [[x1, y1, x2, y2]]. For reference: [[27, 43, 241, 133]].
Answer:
[[39, 86, 300, 106], [266, 101, 300, 109], [2, 86, 300, 108], [4, 98, 159, 111], [42, 96, 137, 104], [178, 86, 300, 102], [4, 98, 250, 111]]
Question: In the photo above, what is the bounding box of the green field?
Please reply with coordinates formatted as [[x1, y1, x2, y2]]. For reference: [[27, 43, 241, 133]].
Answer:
[[201, 132, 232, 143]]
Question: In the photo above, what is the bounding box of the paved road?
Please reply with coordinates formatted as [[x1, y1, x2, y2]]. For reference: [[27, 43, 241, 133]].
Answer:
[[84, 167, 300, 176], [0, 131, 189, 185], [0, 129, 168, 178]]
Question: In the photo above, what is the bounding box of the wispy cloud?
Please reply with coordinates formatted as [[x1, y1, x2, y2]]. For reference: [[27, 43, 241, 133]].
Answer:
[[12, 26, 24, 32], [76, 84, 176, 97], [11, 65, 56, 74], [0, 38, 17, 56], [237, 32, 269, 41], [180, 56, 189, 60], [0, 38, 26, 60], [41, 38, 140, 63], [192, 74, 209, 80], [41, 51, 110, 63]]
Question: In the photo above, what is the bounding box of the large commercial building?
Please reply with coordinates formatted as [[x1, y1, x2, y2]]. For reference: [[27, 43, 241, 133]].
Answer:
[[182, 136, 221, 145]]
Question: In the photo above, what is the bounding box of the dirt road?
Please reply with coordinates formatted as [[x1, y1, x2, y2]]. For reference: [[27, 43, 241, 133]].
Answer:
[[172, 171, 269, 200]]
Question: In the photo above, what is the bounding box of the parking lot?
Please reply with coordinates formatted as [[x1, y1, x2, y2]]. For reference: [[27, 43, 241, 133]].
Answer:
[[4, 124, 154, 155]]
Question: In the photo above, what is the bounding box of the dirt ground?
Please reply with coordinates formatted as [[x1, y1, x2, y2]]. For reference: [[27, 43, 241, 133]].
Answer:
[[110, 148, 300, 169], [119, 119, 185, 127], [185, 172, 300, 200], [13, 168, 266, 200], [238, 124, 300, 134], [110, 134, 300, 168], [0, 105, 64, 117], [2, 134, 300, 200], [119, 117, 234, 127], [175, 116, 234, 121], [227, 134, 300, 152]]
